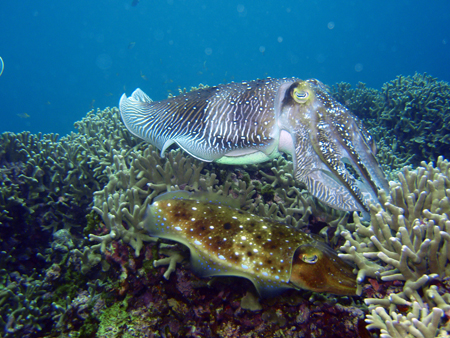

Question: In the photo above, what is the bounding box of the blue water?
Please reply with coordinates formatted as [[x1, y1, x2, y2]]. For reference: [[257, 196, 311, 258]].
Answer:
[[1, 0, 449, 136]]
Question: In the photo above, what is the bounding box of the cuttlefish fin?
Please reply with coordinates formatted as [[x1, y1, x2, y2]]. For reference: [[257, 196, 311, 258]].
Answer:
[[189, 247, 291, 298], [129, 88, 153, 103], [160, 140, 175, 158], [119, 88, 155, 141]]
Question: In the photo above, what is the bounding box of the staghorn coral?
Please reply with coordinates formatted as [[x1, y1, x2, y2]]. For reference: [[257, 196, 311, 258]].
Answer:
[[340, 156, 450, 337], [331, 81, 384, 124], [365, 303, 447, 338], [71, 106, 139, 184]]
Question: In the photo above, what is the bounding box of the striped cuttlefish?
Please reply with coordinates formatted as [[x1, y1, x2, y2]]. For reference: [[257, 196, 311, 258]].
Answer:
[[120, 78, 388, 216], [145, 191, 356, 297]]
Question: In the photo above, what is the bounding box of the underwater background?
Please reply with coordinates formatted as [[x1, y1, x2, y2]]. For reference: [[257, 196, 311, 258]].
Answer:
[[1, 0, 449, 135], [1, 1, 450, 338]]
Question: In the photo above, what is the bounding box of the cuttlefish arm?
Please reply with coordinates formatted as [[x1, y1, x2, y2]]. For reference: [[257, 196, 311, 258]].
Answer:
[[275, 79, 389, 213], [120, 78, 388, 213]]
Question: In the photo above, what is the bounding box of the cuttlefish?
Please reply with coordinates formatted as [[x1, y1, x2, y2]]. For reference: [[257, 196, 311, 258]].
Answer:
[[120, 78, 388, 213], [146, 191, 356, 297]]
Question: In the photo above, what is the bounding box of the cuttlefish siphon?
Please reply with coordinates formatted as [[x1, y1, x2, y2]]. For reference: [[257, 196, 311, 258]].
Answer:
[[120, 78, 388, 214], [145, 191, 356, 297]]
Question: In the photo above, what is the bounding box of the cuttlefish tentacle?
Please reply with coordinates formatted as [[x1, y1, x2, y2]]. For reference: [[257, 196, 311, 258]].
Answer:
[[120, 78, 388, 213]]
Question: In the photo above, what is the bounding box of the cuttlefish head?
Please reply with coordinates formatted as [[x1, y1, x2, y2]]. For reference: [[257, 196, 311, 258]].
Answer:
[[289, 241, 356, 295], [275, 79, 388, 214]]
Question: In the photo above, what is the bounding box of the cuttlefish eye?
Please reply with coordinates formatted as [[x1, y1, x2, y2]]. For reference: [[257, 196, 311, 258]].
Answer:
[[301, 254, 318, 264], [289, 242, 356, 295], [292, 86, 310, 104]]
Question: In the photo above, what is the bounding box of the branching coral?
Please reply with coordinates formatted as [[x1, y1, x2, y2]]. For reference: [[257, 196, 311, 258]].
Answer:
[[3, 74, 448, 337], [340, 156, 450, 337], [0, 108, 140, 335], [0, 269, 53, 336], [90, 146, 217, 258], [0, 107, 140, 231], [379, 74, 450, 164], [90, 140, 348, 274]]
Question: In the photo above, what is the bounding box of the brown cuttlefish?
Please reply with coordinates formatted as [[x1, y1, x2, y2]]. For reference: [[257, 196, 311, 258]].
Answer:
[[145, 191, 356, 297]]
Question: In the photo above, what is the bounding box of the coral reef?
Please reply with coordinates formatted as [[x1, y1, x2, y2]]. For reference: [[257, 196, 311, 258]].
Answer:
[[1, 73, 449, 337], [0, 107, 139, 232], [93, 284, 365, 338], [340, 156, 450, 337], [0, 107, 139, 337]]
